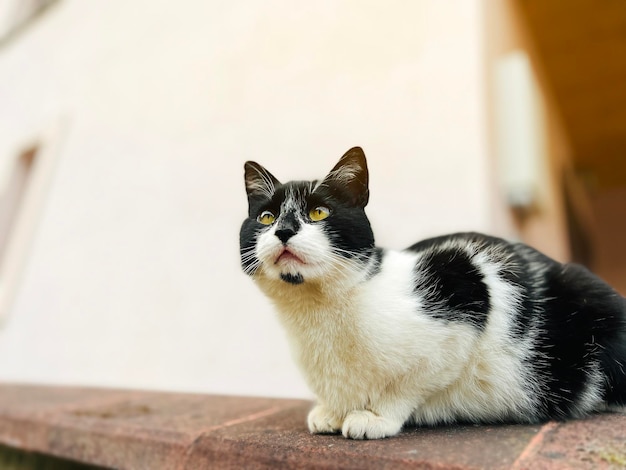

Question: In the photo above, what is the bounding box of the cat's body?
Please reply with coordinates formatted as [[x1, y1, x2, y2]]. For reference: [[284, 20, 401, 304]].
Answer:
[[240, 147, 626, 439]]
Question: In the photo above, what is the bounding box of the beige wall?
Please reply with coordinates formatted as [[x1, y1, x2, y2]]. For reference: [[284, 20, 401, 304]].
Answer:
[[0, 0, 501, 398]]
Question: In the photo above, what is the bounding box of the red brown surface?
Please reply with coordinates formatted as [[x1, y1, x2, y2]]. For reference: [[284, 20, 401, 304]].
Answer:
[[0, 384, 624, 469]]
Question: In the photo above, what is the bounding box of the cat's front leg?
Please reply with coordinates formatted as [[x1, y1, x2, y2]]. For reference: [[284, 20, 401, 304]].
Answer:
[[307, 404, 343, 434], [341, 409, 404, 439]]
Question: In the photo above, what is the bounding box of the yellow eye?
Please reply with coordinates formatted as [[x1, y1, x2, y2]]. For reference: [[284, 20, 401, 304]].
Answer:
[[258, 210, 276, 225], [309, 206, 330, 222]]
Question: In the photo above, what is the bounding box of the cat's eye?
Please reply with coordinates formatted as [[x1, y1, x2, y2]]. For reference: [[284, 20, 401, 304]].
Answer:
[[309, 206, 330, 222], [258, 210, 276, 225]]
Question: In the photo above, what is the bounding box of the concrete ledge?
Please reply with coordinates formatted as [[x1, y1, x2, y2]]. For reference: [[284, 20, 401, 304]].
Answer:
[[0, 384, 624, 469]]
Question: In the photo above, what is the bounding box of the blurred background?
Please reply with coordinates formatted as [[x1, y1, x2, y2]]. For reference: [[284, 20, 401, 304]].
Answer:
[[0, 0, 624, 399]]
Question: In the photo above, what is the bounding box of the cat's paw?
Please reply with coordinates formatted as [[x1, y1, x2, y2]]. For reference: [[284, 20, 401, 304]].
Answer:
[[342, 410, 402, 440], [307, 405, 342, 434]]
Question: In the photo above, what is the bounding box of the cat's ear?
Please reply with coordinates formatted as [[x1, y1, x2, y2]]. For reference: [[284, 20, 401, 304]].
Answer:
[[321, 147, 369, 207], [244, 161, 280, 200]]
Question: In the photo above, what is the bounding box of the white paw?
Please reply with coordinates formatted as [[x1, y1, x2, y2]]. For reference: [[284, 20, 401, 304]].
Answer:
[[307, 405, 342, 434], [342, 410, 402, 440]]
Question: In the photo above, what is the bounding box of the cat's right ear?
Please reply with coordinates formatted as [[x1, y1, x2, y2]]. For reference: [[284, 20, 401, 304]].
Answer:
[[244, 161, 280, 200]]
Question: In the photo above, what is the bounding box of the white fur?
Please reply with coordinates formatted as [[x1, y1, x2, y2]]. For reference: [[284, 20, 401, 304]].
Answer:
[[312, 162, 360, 192], [326, 163, 360, 185], [575, 361, 605, 416], [252, 223, 542, 439]]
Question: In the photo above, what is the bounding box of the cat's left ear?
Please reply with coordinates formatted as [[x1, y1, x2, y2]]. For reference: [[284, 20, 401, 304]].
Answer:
[[244, 161, 281, 200], [321, 147, 369, 207]]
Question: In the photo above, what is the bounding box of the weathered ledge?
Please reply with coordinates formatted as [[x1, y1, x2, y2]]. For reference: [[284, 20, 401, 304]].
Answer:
[[0, 384, 624, 469]]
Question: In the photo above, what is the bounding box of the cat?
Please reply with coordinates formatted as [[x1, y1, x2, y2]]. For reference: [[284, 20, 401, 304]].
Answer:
[[239, 147, 626, 439]]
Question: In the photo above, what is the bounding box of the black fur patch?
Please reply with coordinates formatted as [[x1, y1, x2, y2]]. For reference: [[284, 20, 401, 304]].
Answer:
[[412, 243, 490, 330], [309, 180, 375, 259], [280, 272, 304, 285], [531, 261, 626, 416], [239, 219, 263, 275]]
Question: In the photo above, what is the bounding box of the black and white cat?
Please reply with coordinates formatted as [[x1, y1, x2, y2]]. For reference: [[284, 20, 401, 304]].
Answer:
[[239, 147, 626, 439]]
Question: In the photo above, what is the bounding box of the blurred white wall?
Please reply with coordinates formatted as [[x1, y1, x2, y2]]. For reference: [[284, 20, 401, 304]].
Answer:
[[0, 0, 496, 398]]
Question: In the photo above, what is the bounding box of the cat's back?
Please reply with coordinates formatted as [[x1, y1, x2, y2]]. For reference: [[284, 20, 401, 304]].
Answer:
[[406, 232, 516, 259]]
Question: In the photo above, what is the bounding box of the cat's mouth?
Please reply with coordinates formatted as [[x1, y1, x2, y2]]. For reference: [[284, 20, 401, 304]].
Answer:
[[275, 248, 305, 265]]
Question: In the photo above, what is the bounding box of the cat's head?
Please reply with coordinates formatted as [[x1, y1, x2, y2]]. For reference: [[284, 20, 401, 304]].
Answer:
[[239, 147, 376, 286]]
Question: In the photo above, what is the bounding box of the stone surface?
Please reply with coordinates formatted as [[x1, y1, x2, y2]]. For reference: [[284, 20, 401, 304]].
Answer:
[[512, 412, 626, 469], [185, 405, 544, 470], [0, 384, 305, 469], [0, 384, 624, 469]]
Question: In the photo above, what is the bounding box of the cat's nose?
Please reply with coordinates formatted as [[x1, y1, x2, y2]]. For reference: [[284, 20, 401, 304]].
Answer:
[[274, 211, 300, 244], [275, 228, 296, 244]]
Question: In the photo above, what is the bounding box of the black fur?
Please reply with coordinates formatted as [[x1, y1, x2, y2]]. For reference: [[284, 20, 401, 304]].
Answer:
[[532, 260, 626, 415], [411, 244, 490, 330], [311, 180, 375, 258], [281, 272, 304, 285]]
